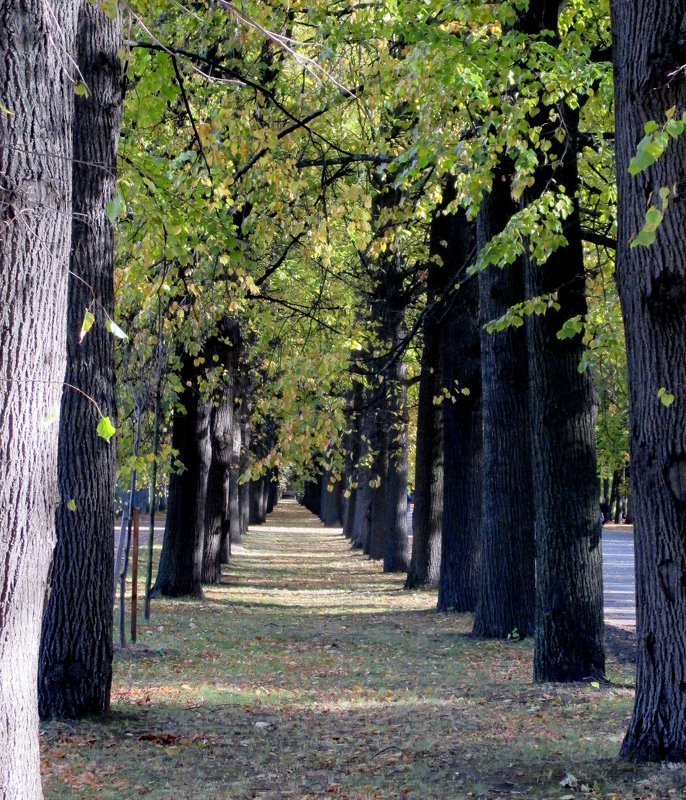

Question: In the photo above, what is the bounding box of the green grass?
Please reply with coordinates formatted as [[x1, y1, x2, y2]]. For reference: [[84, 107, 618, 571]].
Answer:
[[41, 501, 686, 799]]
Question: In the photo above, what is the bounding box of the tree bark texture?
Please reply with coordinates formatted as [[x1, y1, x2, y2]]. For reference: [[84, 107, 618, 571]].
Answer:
[[525, 121, 604, 681], [383, 370, 410, 573], [612, 0, 686, 761], [321, 468, 343, 527], [436, 215, 482, 612], [152, 354, 211, 598], [39, 2, 122, 720], [516, 0, 605, 685], [366, 412, 388, 560], [202, 395, 233, 584], [350, 397, 375, 550], [0, 2, 76, 796], [342, 383, 362, 539], [473, 167, 536, 639], [202, 324, 240, 583], [239, 414, 251, 536], [406, 311, 443, 589], [226, 407, 242, 552]]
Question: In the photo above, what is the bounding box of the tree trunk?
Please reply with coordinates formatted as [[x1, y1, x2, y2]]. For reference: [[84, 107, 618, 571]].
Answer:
[[226, 408, 242, 553], [342, 383, 362, 539], [39, 2, 122, 720], [383, 363, 410, 573], [366, 411, 387, 560], [239, 415, 251, 535], [202, 395, 233, 584], [612, 0, 686, 761], [0, 2, 76, 795], [152, 355, 210, 598], [526, 115, 605, 680], [406, 315, 443, 589], [350, 398, 375, 549], [472, 165, 535, 639], [321, 469, 343, 527], [436, 215, 482, 611]]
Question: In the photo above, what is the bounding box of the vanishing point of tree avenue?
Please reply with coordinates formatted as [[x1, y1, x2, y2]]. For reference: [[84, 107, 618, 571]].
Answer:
[[2, 1, 686, 798]]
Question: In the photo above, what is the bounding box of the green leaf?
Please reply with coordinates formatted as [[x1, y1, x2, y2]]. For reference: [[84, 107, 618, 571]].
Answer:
[[79, 309, 95, 342], [67, 499, 77, 512], [557, 315, 584, 340], [105, 318, 127, 339], [74, 82, 89, 97], [658, 387, 675, 407], [96, 415, 116, 442], [0, 102, 14, 115], [106, 194, 123, 223]]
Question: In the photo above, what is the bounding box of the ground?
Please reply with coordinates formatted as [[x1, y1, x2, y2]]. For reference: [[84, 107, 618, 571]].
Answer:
[[41, 501, 685, 799]]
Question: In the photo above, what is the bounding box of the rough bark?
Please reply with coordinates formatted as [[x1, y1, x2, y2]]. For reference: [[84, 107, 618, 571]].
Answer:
[[239, 414, 251, 536], [517, 0, 605, 684], [436, 214, 482, 611], [611, 0, 686, 761], [383, 363, 410, 573], [39, 2, 122, 720], [342, 383, 362, 539], [202, 324, 240, 583], [472, 166, 536, 639], [406, 317, 443, 589], [321, 469, 343, 527], [366, 412, 387, 560], [527, 138, 604, 678], [226, 407, 242, 552], [152, 355, 211, 598], [350, 398, 375, 549], [202, 395, 233, 584], [0, 2, 76, 795]]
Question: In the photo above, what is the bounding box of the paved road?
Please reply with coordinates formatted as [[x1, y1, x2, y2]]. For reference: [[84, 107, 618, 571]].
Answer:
[[602, 525, 635, 628]]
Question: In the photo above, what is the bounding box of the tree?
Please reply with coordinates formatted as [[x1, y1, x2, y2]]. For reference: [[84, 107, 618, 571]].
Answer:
[[517, 0, 605, 682], [152, 350, 211, 598], [0, 2, 76, 795], [472, 164, 536, 639], [39, 0, 123, 719], [436, 215, 482, 612], [611, 0, 686, 761]]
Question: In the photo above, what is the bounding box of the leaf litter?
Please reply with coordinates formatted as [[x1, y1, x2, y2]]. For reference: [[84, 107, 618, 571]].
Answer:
[[41, 501, 686, 799]]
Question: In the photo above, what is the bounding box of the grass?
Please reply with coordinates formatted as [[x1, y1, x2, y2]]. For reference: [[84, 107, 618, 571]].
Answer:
[[41, 500, 686, 799]]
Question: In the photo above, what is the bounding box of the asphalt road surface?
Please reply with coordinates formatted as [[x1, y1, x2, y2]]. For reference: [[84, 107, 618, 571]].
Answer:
[[602, 525, 635, 628]]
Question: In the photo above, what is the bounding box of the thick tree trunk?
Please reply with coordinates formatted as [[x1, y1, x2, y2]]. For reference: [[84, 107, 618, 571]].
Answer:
[[472, 166, 536, 639], [524, 109, 605, 681], [202, 396, 233, 584], [436, 216, 482, 611], [226, 408, 242, 553], [406, 317, 443, 589], [0, 2, 76, 795], [612, 0, 686, 761], [350, 398, 375, 549], [383, 365, 410, 573], [321, 469, 343, 527], [152, 355, 210, 598], [239, 415, 251, 535], [39, 2, 122, 720], [366, 412, 388, 560], [342, 383, 362, 539]]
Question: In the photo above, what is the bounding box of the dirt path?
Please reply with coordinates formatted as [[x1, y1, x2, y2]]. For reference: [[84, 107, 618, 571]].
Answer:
[[41, 500, 681, 799]]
